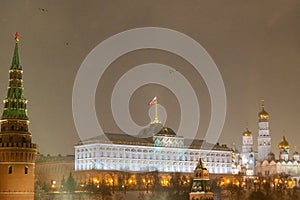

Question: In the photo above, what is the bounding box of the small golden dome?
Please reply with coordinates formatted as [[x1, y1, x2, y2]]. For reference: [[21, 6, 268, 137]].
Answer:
[[278, 136, 290, 150], [243, 128, 252, 136], [155, 127, 176, 136]]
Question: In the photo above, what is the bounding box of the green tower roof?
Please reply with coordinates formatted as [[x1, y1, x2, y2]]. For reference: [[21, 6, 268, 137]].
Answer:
[[1, 33, 28, 120], [11, 32, 22, 70]]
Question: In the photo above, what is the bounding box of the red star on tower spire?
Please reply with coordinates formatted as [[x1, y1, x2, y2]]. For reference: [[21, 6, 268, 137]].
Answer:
[[15, 32, 19, 43]]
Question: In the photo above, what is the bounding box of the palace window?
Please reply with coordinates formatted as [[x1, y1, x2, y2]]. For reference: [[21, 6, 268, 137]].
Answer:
[[8, 166, 12, 174]]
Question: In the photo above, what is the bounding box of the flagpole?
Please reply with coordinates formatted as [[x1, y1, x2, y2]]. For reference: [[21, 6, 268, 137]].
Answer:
[[149, 96, 160, 124], [154, 99, 158, 123]]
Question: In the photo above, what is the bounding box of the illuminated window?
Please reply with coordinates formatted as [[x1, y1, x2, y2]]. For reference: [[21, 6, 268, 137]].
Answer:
[[8, 166, 12, 174]]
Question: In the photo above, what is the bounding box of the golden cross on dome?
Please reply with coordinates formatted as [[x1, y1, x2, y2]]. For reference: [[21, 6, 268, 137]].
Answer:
[[15, 32, 19, 43], [261, 100, 265, 108]]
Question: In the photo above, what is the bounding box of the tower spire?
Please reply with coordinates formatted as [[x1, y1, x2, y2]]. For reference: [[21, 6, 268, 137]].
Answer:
[[1, 33, 28, 120], [195, 158, 206, 170], [11, 32, 21, 70]]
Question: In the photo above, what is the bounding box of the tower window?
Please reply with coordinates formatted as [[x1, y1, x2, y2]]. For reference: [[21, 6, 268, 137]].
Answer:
[[25, 166, 28, 174], [8, 166, 12, 174]]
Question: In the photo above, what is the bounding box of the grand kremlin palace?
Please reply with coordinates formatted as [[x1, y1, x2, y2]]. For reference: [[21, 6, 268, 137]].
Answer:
[[74, 123, 232, 175]]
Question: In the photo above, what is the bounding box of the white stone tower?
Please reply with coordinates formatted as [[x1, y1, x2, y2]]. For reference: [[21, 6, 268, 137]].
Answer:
[[242, 128, 253, 153], [241, 128, 255, 175], [257, 100, 271, 161]]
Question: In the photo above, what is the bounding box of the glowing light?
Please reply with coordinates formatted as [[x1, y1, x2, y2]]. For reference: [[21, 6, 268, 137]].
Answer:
[[263, 179, 266, 184]]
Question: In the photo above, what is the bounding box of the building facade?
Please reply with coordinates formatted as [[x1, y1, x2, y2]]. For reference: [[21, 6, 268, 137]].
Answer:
[[256, 135, 300, 186], [0, 33, 37, 200], [75, 123, 232, 175], [35, 154, 75, 190]]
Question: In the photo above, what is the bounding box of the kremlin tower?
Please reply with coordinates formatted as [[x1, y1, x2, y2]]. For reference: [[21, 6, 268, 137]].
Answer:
[[189, 158, 214, 200], [257, 100, 271, 161], [0, 33, 37, 199]]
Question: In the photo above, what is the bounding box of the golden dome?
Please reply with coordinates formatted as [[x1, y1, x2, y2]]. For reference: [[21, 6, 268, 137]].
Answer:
[[259, 108, 269, 120], [258, 100, 269, 121], [243, 128, 252, 136], [278, 136, 290, 150], [155, 127, 176, 137]]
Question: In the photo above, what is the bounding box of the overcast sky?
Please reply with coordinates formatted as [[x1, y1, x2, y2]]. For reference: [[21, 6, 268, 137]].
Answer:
[[1, 0, 300, 156]]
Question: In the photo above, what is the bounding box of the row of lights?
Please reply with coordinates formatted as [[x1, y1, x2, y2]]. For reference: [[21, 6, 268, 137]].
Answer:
[[50, 174, 191, 192], [219, 176, 294, 189]]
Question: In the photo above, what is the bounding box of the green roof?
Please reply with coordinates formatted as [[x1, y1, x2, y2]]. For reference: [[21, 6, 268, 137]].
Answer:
[[1, 35, 28, 120], [11, 42, 22, 70]]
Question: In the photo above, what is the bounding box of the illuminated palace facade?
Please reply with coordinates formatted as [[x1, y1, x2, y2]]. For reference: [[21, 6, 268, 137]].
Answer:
[[75, 123, 232, 175]]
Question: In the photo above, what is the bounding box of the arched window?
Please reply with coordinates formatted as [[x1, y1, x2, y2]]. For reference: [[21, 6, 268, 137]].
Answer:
[[8, 166, 12, 174], [25, 166, 28, 174]]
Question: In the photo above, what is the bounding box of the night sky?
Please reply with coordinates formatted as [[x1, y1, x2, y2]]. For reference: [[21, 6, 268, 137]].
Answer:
[[1, 0, 300, 156]]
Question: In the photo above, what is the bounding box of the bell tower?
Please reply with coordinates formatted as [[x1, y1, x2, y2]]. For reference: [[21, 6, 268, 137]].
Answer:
[[257, 100, 271, 161], [0, 33, 37, 200]]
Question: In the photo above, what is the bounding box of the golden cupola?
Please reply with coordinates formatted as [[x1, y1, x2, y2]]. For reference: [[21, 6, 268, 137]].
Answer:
[[243, 128, 252, 137], [278, 136, 290, 150], [259, 100, 269, 122]]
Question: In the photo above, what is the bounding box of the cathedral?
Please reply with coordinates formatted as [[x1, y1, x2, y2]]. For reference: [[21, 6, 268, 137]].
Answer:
[[232, 101, 300, 186], [0, 34, 37, 199], [255, 135, 300, 186], [232, 101, 270, 176]]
